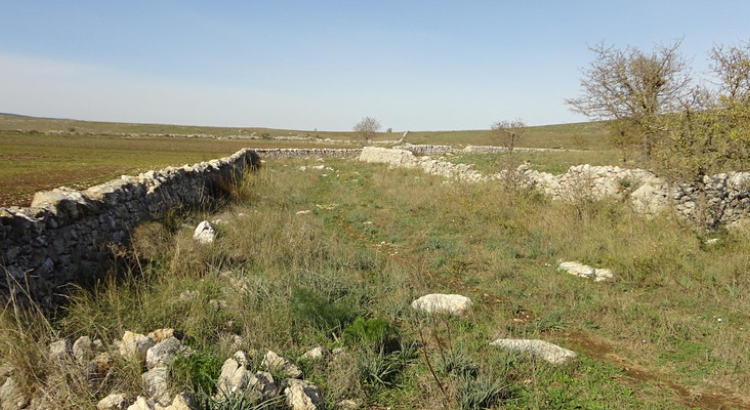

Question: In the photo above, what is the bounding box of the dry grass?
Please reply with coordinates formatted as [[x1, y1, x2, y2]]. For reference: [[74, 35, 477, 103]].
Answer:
[[2, 115, 750, 409]]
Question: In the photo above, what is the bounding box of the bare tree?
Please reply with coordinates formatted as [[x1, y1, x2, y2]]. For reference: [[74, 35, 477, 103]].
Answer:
[[566, 41, 691, 159], [710, 39, 750, 102], [491, 119, 526, 152], [353, 116, 381, 143]]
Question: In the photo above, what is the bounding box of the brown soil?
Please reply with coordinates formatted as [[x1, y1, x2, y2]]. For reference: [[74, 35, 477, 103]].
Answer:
[[565, 331, 750, 410]]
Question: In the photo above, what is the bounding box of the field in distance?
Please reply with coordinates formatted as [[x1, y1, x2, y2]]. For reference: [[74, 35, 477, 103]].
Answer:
[[0, 113, 612, 207]]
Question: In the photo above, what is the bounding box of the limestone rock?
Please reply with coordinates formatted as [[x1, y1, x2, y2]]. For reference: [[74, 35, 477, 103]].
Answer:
[[142, 366, 171, 406], [336, 399, 362, 410], [72, 336, 94, 365], [284, 379, 321, 410], [146, 337, 187, 369], [262, 350, 303, 378], [168, 393, 196, 410], [215, 357, 250, 400], [49, 338, 72, 361], [97, 393, 128, 410], [148, 328, 175, 343], [557, 261, 613, 282], [126, 396, 152, 410], [0, 376, 27, 410], [119, 331, 155, 364], [214, 355, 277, 403], [490, 339, 577, 364], [252, 371, 277, 401], [411, 294, 473, 315], [193, 221, 216, 244], [300, 346, 326, 361]]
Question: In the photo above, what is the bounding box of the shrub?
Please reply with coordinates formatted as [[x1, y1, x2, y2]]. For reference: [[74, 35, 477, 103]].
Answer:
[[289, 287, 362, 336]]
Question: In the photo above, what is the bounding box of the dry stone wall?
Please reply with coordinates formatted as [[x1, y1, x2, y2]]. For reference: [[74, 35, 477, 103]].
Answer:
[[0, 149, 261, 308], [360, 147, 750, 228], [252, 148, 361, 159]]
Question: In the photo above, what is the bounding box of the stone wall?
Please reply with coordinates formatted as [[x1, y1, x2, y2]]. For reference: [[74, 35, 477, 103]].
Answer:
[[0, 149, 261, 308], [252, 148, 362, 159], [359, 147, 750, 228]]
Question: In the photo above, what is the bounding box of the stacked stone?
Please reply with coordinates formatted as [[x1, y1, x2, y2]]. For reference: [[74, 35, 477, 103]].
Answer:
[[0, 149, 260, 308]]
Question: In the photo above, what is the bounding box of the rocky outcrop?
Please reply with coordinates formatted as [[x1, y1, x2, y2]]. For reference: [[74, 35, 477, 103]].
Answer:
[[0, 149, 260, 308]]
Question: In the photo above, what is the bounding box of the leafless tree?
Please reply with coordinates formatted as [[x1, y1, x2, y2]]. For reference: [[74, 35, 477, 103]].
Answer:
[[491, 119, 526, 152], [566, 41, 691, 159], [353, 116, 381, 143], [710, 39, 750, 103]]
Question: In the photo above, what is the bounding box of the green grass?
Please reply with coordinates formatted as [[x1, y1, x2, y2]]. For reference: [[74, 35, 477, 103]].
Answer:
[[2, 114, 749, 409], [3, 154, 749, 409]]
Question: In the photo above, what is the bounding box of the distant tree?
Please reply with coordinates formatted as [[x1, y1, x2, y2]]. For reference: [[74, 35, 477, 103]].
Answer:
[[491, 119, 526, 152], [566, 41, 691, 160], [353, 116, 381, 143]]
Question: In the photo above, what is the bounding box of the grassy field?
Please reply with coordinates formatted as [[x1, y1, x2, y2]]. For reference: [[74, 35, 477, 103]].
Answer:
[[3, 156, 749, 409], [0, 114, 611, 207], [1, 114, 749, 409]]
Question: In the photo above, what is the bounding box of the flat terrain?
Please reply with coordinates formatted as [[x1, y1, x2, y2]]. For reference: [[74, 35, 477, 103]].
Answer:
[[0, 114, 610, 207], [2, 114, 749, 409]]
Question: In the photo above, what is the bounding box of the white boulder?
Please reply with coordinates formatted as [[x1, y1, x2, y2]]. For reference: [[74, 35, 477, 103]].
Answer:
[[411, 294, 473, 315]]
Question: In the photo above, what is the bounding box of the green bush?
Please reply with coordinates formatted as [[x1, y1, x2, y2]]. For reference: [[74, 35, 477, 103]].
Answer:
[[289, 287, 362, 336], [343, 317, 400, 353], [171, 349, 223, 396]]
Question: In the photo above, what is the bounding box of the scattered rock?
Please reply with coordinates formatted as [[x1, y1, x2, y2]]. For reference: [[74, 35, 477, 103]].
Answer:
[[0, 376, 28, 410], [284, 379, 321, 410], [119, 331, 155, 364], [94, 352, 114, 373], [336, 399, 362, 410], [97, 393, 128, 410], [253, 371, 278, 401], [72, 336, 95, 365], [300, 346, 326, 361], [411, 294, 473, 315], [126, 396, 152, 410], [168, 393, 196, 410], [193, 221, 216, 244], [148, 328, 175, 343], [557, 261, 613, 282], [146, 337, 189, 369], [142, 366, 171, 406], [490, 339, 577, 364], [49, 338, 72, 361], [296, 210, 312, 215], [214, 355, 277, 403], [215, 357, 249, 400], [262, 350, 303, 378]]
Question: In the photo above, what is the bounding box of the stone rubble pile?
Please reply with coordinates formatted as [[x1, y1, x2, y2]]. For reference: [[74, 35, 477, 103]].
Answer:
[[0, 290, 588, 409], [0, 328, 329, 410]]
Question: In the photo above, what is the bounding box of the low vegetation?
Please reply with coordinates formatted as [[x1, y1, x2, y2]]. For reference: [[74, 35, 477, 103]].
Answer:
[[2, 152, 750, 408]]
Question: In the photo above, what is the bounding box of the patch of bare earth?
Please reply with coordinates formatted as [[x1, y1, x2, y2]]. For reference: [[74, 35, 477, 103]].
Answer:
[[565, 332, 750, 410]]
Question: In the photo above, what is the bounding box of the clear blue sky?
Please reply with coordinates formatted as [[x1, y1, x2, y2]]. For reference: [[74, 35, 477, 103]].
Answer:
[[1, 1, 749, 131]]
